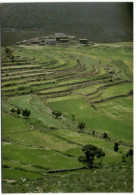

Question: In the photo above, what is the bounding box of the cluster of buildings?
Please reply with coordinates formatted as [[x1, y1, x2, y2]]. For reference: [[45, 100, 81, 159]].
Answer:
[[16, 33, 89, 46]]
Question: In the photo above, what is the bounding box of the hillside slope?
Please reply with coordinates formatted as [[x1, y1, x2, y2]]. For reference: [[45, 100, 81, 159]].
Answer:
[[1, 42, 133, 192], [1, 3, 133, 42]]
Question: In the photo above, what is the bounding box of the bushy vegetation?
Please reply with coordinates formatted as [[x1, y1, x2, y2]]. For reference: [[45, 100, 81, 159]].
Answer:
[[77, 122, 85, 132], [114, 142, 119, 152], [22, 108, 31, 119], [52, 110, 62, 119]]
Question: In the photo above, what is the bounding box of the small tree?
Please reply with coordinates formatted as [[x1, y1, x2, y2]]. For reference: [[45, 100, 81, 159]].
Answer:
[[78, 122, 85, 132], [103, 132, 108, 139], [5, 47, 12, 57], [10, 108, 16, 114], [72, 114, 75, 121], [11, 55, 15, 62], [92, 130, 95, 136], [52, 110, 62, 119], [114, 142, 119, 152], [5, 47, 11, 54], [22, 108, 31, 119], [17, 108, 21, 117], [122, 154, 127, 162], [126, 149, 133, 160], [78, 144, 105, 168]]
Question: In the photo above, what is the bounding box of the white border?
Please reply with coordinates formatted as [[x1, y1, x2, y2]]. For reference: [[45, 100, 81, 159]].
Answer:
[[0, 1, 135, 195]]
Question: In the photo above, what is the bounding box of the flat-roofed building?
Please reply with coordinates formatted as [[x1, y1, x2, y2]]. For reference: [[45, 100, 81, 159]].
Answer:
[[46, 39, 56, 45], [79, 39, 88, 44]]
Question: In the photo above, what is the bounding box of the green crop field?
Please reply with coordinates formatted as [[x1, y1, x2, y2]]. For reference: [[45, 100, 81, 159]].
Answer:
[[1, 42, 133, 192]]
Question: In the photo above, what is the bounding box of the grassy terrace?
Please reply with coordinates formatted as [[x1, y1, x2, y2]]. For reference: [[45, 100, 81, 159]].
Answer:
[[88, 82, 133, 100], [1, 43, 133, 192]]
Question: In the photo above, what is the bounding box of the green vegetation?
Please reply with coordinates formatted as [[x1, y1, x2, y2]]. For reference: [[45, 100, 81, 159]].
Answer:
[[78, 144, 105, 168], [1, 42, 133, 192], [77, 122, 86, 132]]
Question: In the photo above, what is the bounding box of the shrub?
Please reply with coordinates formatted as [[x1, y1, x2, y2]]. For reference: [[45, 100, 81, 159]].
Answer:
[[114, 142, 119, 152], [72, 114, 75, 121], [17, 108, 21, 116], [128, 89, 133, 95], [30, 89, 33, 93], [2, 165, 10, 168], [22, 108, 31, 119], [5, 47, 12, 57], [18, 86, 26, 91], [78, 122, 85, 132], [10, 108, 16, 114], [52, 110, 62, 119], [92, 130, 95, 136], [103, 132, 108, 139], [126, 149, 133, 160]]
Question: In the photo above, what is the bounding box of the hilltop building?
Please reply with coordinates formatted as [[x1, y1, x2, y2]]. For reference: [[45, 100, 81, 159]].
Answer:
[[45, 39, 56, 45], [58, 39, 69, 44], [79, 39, 88, 44], [55, 33, 68, 42], [68, 36, 76, 40]]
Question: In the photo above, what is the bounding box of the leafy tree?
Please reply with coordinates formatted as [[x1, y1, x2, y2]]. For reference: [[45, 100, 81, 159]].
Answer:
[[22, 108, 31, 119], [103, 132, 108, 139], [10, 108, 16, 114], [114, 142, 119, 152], [126, 149, 133, 160], [52, 110, 62, 119], [17, 108, 21, 116], [78, 122, 85, 132], [78, 144, 105, 168]]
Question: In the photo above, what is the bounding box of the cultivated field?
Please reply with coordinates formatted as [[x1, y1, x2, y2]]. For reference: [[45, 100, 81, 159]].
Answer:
[[1, 42, 133, 192]]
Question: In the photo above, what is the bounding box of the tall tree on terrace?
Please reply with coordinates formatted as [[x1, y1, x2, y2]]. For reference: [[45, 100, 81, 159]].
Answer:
[[78, 144, 105, 168]]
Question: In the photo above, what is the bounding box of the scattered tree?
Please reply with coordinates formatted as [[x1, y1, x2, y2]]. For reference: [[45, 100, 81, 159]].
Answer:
[[10, 108, 16, 114], [52, 110, 62, 119], [78, 122, 85, 132], [121, 149, 133, 163], [114, 142, 119, 152], [72, 114, 75, 121], [17, 108, 21, 117], [128, 89, 133, 96], [92, 130, 95, 136], [126, 149, 133, 160], [5, 47, 12, 57], [5, 47, 11, 54], [22, 108, 31, 119], [78, 144, 105, 168], [11, 55, 15, 62], [103, 132, 108, 139]]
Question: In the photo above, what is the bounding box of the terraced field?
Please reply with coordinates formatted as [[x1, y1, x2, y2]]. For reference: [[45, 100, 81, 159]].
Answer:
[[1, 42, 133, 192]]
